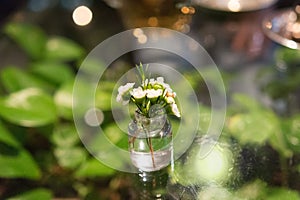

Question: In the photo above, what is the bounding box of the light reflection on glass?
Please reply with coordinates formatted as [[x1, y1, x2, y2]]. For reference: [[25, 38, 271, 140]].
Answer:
[[181, 6, 196, 15], [72, 5, 93, 26], [137, 34, 148, 44], [286, 40, 298, 49], [173, 18, 191, 33], [227, 0, 241, 12], [133, 28, 144, 38], [133, 28, 148, 44], [265, 21, 272, 30], [181, 6, 190, 14]]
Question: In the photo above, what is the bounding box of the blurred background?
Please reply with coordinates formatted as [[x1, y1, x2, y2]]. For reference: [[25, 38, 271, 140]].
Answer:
[[0, 0, 300, 199]]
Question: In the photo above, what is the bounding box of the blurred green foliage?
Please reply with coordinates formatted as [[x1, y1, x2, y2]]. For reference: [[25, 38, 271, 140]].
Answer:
[[260, 47, 300, 100], [174, 50, 300, 199], [0, 22, 117, 199]]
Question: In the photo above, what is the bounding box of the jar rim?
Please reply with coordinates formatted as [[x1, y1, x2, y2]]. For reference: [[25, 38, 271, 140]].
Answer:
[[128, 110, 170, 138]]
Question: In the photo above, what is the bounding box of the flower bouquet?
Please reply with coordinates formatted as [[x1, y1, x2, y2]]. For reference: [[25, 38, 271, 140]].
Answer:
[[116, 64, 180, 172]]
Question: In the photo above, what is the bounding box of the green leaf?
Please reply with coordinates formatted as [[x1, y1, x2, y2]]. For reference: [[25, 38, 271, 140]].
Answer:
[[227, 110, 279, 145], [73, 78, 97, 117], [95, 81, 116, 111], [269, 130, 293, 158], [282, 115, 300, 153], [235, 179, 267, 199], [103, 123, 128, 150], [103, 124, 125, 144], [232, 94, 261, 111], [0, 144, 41, 179], [227, 94, 291, 155], [54, 147, 87, 169], [88, 131, 130, 170], [198, 104, 212, 134], [264, 188, 300, 200], [275, 46, 300, 65], [30, 61, 74, 86], [7, 188, 52, 200], [0, 124, 40, 179], [52, 124, 79, 147], [0, 67, 53, 93], [54, 81, 74, 119], [44, 36, 85, 61], [75, 158, 115, 178], [235, 179, 300, 199], [0, 88, 57, 127], [0, 121, 20, 147], [4, 22, 47, 59]]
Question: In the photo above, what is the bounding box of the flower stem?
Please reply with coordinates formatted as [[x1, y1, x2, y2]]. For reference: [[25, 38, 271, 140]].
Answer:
[[143, 123, 156, 169], [147, 137, 156, 169]]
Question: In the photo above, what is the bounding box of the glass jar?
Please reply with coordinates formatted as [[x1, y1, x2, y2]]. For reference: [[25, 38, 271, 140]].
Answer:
[[128, 110, 173, 172]]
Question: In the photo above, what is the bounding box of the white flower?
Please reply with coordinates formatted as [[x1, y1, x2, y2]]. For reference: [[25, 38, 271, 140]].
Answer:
[[116, 94, 122, 103], [171, 103, 180, 118], [149, 78, 156, 85], [116, 82, 135, 105], [117, 82, 135, 95], [165, 96, 175, 104], [146, 89, 163, 99], [163, 83, 172, 93], [130, 87, 146, 99], [157, 77, 164, 84], [116, 65, 180, 118]]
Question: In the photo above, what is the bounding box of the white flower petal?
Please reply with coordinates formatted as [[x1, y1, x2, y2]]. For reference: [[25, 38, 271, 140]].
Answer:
[[165, 96, 175, 104], [116, 94, 122, 102], [118, 82, 135, 94], [149, 78, 156, 85], [131, 87, 146, 99], [146, 89, 163, 98], [116, 82, 135, 104], [157, 77, 164, 84], [171, 103, 180, 117]]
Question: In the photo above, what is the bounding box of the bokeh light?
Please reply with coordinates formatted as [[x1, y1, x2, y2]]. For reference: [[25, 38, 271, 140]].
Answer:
[[192, 142, 233, 183], [72, 5, 93, 26]]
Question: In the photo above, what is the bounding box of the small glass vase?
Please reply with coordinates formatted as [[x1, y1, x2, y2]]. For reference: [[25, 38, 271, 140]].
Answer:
[[128, 110, 173, 172]]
